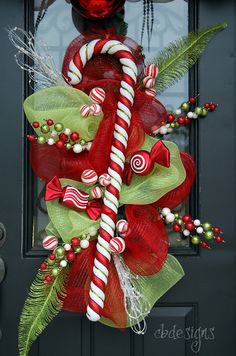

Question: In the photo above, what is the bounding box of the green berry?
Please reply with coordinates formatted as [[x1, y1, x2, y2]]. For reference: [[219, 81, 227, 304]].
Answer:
[[177, 218, 183, 225], [181, 102, 190, 111], [195, 107, 203, 116], [170, 123, 175, 128], [191, 235, 201, 245], [37, 136, 46, 144], [80, 139, 86, 145], [65, 143, 72, 150], [202, 222, 212, 231], [175, 122, 180, 128], [41, 124, 50, 134], [55, 246, 65, 258], [204, 231, 214, 240], [54, 123, 64, 132], [74, 246, 82, 254], [51, 268, 59, 276], [201, 108, 209, 117]]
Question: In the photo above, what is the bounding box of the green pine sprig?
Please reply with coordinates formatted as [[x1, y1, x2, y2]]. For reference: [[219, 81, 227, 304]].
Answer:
[[18, 266, 68, 356], [151, 22, 227, 94]]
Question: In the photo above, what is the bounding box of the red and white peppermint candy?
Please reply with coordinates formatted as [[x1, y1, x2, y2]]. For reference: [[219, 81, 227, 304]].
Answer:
[[144, 64, 159, 78], [81, 169, 98, 185], [90, 103, 102, 116], [80, 104, 91, 117], [91, 186, 103, 199], [98, 173, 111, 187], [130, 153, 149, 174], [145, 88, 156, 97], [109, 237, 126, 254], [63, 187, 89, 210], [116, 219, 129, 235], [42, 235, 58, 250], [143, 75, 155, 89], [89, 87, 106, 104]]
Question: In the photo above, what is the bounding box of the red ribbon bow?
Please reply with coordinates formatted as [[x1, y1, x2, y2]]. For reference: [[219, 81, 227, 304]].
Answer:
[[45, 176, 102, 221], [124, 140, 170, 185]]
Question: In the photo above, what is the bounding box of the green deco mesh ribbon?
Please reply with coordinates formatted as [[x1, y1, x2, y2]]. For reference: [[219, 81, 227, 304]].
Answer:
[[24, 86, 103, 141], [100, 254, 185, 328], [120, 135, 186, 205]]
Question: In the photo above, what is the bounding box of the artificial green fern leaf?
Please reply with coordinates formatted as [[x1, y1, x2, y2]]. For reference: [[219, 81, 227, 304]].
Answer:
[[152, 22, 227, 94], [18, 266, 68, 356]]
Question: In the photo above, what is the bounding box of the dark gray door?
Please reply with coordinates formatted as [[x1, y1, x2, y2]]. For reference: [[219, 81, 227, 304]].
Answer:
[[0, 1, 235, 355]]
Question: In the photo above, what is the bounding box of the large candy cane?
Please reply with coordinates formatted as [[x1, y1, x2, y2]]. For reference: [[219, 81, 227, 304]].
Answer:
[[67, 39, 137, 321]]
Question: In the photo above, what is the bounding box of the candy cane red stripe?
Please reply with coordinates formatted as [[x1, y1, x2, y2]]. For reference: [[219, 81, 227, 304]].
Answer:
[[67, 39, 137, 322]]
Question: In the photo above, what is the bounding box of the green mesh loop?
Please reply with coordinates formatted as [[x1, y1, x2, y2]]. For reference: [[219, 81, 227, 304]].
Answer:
[[100, 254, 185, 328], [120, 136, 186, 205], [46, 179, 100, 242], [24, 86, 103, 141]]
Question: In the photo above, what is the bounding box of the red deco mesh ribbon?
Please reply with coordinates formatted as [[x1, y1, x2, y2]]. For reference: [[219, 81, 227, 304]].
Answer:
[[63, 204, 168, 328], [153, 152, 196, 209]]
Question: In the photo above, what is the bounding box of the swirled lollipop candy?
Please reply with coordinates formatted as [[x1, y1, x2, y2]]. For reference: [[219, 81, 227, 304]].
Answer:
[[124, 140, 170, 185]]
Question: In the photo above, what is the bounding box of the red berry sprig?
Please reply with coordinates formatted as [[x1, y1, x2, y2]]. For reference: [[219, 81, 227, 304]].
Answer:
[[27, 119, 93, 154], [39, 229, 98, 284], [160, 207, 224, 249], [157, 97, 218, 136]]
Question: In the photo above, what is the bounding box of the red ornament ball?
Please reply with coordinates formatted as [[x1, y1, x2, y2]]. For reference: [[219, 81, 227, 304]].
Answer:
[[67, 251, 76, 262], [56, 140, 65, 149], [27, 135, 36, 142], [177, 116, 185, 125], [189, 97, 196, 104], [182, 214, 192, 223], [173, 223, 181, 232], [32, 121, 40, 128], [40, 262, 47, 270], [71, 237, 80, 247], [47, 119, 54, 126], [215, 236, 223, 243], [184, 117, 191, 125], [48, 253, 56, 261], [204, 102, 210, 109], [201, 241, 209, 248], [185, 222, 195, 231], [45, 275, 53, 283], [213, 227, 221, 234], [167, 114, 175, 123], [71, 0, 126, 20], [70, 132, 80, 141], [59, 133, 69, 142], [210, 103, 217, 111]]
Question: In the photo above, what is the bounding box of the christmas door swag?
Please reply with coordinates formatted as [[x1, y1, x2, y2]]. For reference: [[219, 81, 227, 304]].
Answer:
[[9, 14, 226, 356]]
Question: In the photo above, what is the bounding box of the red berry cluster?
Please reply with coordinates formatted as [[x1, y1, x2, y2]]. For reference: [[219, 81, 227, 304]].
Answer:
[[158, 97, 218, 134], [203, 102, 218, 111], [40, 237, 82, 284], [27, 119, 87, 152], [171, 213, 224, 249]]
